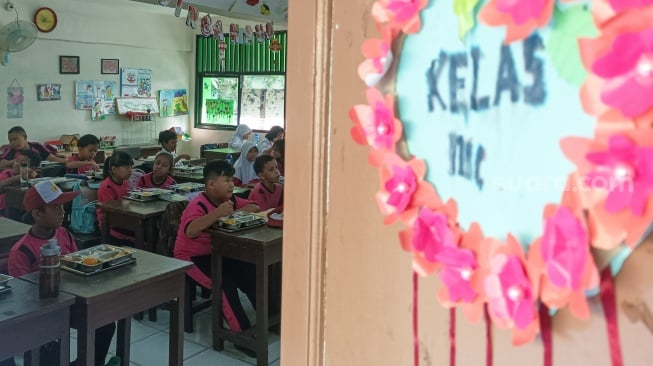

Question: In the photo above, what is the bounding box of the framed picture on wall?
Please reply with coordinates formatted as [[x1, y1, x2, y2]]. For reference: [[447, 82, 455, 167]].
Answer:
[[101, 59, 119, 74], [59, 56, 80, 74]]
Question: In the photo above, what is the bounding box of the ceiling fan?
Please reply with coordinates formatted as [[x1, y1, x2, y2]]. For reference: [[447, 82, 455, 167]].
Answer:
[[0, 3, 38, 65]]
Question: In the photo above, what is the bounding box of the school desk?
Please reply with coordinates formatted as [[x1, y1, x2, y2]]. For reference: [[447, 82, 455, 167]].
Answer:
[[0, 217, 31, 255], [96, 199, 169, 252], [203, 147, 241, 162], [22, 250, 191, 366], [207, 225, 283, 366], [0, 278, 75, 366]]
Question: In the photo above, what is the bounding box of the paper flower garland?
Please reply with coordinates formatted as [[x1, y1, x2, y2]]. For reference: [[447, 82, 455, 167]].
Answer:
[[478, 0, 554, 43], [351, 0, 653, 353]]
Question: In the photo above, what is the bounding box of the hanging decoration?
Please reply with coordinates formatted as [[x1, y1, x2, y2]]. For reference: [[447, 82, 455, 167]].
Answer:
[[174, 0, 183, 17], [186, 5, 198, 29], [350, 0, 653, 364], [7, 79, 23, 119]]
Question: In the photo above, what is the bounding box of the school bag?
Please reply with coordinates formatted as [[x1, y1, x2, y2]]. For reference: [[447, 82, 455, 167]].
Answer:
[[70, 180, 97, 234]]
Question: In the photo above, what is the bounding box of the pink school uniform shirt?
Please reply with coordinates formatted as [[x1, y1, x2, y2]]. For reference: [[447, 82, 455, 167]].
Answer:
[[67, 155, 97, 174], [136, 173, 176, 189], [248, 182, 283, 210], [97, 177, 132, 240], [0, 169, 16, 210], [8, 227, 78, 277], [174, 192, 255, 289], [0, 142, 54, 162]]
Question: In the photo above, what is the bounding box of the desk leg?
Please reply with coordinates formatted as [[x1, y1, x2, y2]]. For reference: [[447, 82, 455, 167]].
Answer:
[[135, 220, 145, 251], [101, 212, 109, 244], [77, 322, 95, 366], [212, 254, 225, 351], [169, 279, 184, 366], [59, 326, 70, 365], [23, 349, 38, 366], [117, 317, 132, 365], [256, 259, 269, 366]]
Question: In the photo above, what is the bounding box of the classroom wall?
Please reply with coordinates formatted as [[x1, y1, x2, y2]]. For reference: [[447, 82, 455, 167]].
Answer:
[[0, 0, 283, 158], [281, 0, 653, 365], [0, 0, 196, 152]]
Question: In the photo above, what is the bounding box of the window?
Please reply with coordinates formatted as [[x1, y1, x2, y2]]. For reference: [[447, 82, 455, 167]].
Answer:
[[195, 73, 286, 131]]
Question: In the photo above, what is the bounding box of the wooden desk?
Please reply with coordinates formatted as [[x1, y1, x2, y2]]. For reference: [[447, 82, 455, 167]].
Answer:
[[207, 225, 282, 366], [0, 279, 75, 366], [4, 185, 27, 221], [0, 217, 31, 255], [97, 199, 169, 251], [22, 250, 191, 366], [204, 148, 241, 162], [171, 173, 204, 184]]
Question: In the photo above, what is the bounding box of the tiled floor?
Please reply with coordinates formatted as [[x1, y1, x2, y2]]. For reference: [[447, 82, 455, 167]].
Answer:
[[14, 297, 281, 366]]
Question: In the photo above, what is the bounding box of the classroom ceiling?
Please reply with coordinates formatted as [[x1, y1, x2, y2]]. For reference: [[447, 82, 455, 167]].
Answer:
[[131, 0, 288, 25]]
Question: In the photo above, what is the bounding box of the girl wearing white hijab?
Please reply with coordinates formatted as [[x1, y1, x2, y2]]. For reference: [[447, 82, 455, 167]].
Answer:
[[233, 141, 259, 186], [229, 124, 252, 150]]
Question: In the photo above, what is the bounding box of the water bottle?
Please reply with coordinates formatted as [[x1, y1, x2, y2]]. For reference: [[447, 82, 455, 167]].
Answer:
[[253, 133, 260, 145], [19, 161, 29, 189], [39, 239, 61, 298], [225, 154, 233, 165]]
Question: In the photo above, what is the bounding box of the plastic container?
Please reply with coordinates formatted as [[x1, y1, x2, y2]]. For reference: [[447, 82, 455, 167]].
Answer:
[[39, 239, 61, 298], [253, 133, 260, 145], [20, 161, 29, 189], [225, 154, 233, 165]]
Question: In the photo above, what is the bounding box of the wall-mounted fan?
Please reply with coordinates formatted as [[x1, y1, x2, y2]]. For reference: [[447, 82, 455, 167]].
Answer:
[[0, 4, 38, 65]]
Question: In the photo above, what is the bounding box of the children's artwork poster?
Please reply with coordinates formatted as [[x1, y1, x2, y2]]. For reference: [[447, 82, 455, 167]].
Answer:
[[120, 68, 152, 97], [159, 89, 189, 117], [74, 80, 117, 114], [37, 84, 62, 101], [239, 75, 285, 130], [205, 98, 234, 124], [91, 98, 105, 121], [115, 97, 159, 114], [7, 86, 24, 119]]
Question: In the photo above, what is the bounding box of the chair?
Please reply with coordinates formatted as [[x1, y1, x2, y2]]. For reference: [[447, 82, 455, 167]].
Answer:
[[199, 143, 218, 158], [155, 200, 211, 333]]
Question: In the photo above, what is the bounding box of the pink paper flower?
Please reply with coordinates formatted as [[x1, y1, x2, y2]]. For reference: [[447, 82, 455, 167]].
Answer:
[[590, 27, 653, 117], [371, 0, 427, 34], [540, 206, 588, 291], [358, 37, 393, 87], [608, 0, 653, 12], [412, 208, 455, 262], [484, 254, 535, 330], [437, 246, 478, 303], [384, 165, 417, 213], [478, 0, 554, 43], [584, 134, 653, 216], [349, 88, 403, 152]]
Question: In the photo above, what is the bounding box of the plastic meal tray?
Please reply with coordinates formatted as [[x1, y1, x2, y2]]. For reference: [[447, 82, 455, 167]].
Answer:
[[126, 188, 173, 202], [169, 183, 205, 193], [61, 245, 135, 274], [213, 212, 267, 232]]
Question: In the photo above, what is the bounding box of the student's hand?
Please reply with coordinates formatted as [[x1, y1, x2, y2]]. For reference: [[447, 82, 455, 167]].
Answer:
[[11, 160, 20, 172], [214, 200, 234, 218], [27, 169, 37, 179]]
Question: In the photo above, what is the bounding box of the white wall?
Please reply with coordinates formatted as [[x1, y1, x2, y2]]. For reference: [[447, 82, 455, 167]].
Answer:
[[0, 0, 282, 157]]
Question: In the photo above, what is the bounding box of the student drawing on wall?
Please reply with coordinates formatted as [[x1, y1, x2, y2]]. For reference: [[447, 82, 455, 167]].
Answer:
[[105, 84, 113, 100]]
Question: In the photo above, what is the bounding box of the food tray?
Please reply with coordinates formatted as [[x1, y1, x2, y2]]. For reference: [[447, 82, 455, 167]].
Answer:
[[61, 258, 136, 276], [213, 212, 267, 232], [0, 274, 13, 288], [174, 166, 203, 174], [61, 244, 135, 274], [169, 182, 205, 194], [126, 188, 172, 201], [0, 284, 12, 296]]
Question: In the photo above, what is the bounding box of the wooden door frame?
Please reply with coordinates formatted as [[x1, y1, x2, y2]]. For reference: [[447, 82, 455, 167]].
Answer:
[[281, 0, 332, 365]]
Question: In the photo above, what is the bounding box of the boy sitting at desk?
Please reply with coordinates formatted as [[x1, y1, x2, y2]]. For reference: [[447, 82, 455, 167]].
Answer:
[[0, 126, 67, 169], [6, 181, 116, 366], [0, 150, 40, 212], [174, 160, 260, 332], [67, 134, 102, 174], [248, 155, 283, 210]]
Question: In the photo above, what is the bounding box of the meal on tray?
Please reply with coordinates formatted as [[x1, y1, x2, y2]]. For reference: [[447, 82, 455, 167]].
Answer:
[[61, 244, 134, 273], [169, 182, 205, 194], [126, 188, 173, 201], [214, 211, 267, 231]]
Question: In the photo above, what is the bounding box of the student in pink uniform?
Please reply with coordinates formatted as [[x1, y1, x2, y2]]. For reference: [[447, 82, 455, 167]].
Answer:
[[137, 151, 177, 189], [248, 155, 283, 210], [0, 150, 40, 212], [0, 126, 66, 169], [174, 160, 259, 332], [66, 134, 101, 174], [6, 181, 116, 366], [97, 150, 134, 244]]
